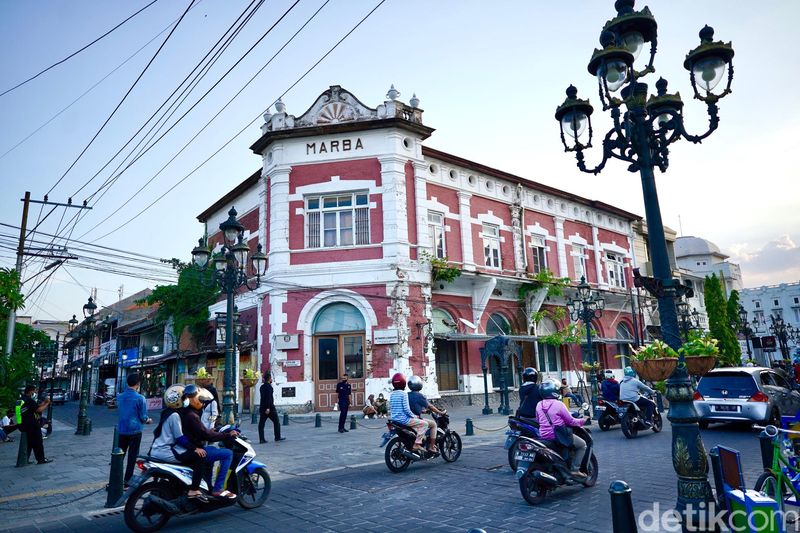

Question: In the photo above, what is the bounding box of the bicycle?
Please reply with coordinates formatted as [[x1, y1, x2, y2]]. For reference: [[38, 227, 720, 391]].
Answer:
[[753, 424, 800, 517]]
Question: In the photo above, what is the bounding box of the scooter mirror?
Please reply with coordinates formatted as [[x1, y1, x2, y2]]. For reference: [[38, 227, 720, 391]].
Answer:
[[581, 403, 590, 412]]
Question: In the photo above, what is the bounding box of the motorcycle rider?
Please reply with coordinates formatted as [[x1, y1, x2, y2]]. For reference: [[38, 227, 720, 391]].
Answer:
[[407, 375, 443, 453], [388, 373, 429, 455], [620, 366, 655, 428], [535, 378, 589, 480], [179, 385, 239, 499], [150, 385, 208, 501], [600, 369, 620, 403], [517, 367, 542, 419]]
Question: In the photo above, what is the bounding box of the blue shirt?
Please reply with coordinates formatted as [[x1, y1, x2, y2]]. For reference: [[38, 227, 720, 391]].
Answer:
[[601, 379, 620, 402], [389, 390, 416, 424], [336, 381, 351, 406], [408, 391, 429, 416], [117, 388, 149, 436]]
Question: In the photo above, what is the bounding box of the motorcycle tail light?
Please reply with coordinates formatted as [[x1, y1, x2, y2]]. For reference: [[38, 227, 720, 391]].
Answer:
[[693, 391, 704, 401], [136, 460, 147, 472], [749, 391, 770, 403], [518, 442, 534, 452]]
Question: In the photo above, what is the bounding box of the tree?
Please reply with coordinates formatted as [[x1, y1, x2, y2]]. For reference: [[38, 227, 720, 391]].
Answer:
[[0, 267, 24, 316], [727, 289, 742, 333], [0, 322, 50, 407], [141, 259, 219, 348], [704, 273, 741, 366]]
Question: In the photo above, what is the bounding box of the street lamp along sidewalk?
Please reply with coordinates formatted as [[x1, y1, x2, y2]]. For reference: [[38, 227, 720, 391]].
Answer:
[[554, 0, 735, 529], [75, 296, 97, 436], [190, 207, 267, 426]]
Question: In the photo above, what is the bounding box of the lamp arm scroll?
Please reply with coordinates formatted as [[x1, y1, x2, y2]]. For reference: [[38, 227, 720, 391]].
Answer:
[[677, 102, 720, 144]]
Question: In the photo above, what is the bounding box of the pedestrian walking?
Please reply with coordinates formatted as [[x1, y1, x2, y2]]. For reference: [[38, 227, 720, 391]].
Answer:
[[258, 374, 284, 443], [336, 374, 351, 433], [18, 385, 51, 464], [117, 373, 152, 485]]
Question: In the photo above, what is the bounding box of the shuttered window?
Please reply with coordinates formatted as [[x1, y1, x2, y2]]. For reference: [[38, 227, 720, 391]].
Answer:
[[306, 193, 370, 248]]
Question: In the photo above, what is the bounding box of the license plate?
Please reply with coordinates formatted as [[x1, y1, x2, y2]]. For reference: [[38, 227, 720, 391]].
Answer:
[[515, 452, 535, 462], [713, 405, 739, 412]]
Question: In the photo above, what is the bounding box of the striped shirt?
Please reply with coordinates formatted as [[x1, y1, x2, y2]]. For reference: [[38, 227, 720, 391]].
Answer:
[[389, 390, 415, 424]]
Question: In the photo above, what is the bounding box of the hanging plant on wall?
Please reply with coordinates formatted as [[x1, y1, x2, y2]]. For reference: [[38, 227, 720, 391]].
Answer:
[[421, 251, 462, 284], [518, 268, 571, 302]]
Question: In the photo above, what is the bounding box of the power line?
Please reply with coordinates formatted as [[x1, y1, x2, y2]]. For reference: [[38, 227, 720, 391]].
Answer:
[[0, 0, 160, 98], [0, 1, 206, 162], [89, 0, 387, 242], [45, 0, 196, 197]]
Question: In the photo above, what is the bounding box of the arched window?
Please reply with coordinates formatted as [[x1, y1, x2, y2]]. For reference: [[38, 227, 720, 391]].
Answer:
[[312, 302, 365, 334], [537, 317, 560, 377], [432, 308, 455, 336], [616, 322, 633, 367], [487, 313, 517, 388]]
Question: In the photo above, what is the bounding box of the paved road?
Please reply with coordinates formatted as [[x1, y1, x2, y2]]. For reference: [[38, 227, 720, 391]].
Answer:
[[0, 402, 769, 532]]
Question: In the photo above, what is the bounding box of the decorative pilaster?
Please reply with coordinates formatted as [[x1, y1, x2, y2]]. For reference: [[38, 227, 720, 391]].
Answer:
[[379, 155, 411, 262], [555, 216, 568, 278], [510, 204, 526, 275], [458, 191, 475, 271]]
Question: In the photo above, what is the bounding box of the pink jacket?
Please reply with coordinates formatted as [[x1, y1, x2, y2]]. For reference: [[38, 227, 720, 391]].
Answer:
[[536, 399, 586, 440]]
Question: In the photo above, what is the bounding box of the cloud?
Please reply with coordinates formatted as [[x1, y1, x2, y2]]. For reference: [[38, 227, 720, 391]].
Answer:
[[728, 235, 800, 287]]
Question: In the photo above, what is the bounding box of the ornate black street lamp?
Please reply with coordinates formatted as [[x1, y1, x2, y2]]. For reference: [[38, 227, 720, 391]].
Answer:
[[768, 314, 792, 360], [566, 276, 604, 416], [736, 305, 754, 361], [676, 298, 700, 341], [191, 207, 267, 425], [76, 297, 97, 436], [555, 0, 734, 526]]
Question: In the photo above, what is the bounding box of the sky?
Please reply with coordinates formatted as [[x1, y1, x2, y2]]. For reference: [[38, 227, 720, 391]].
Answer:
[[0, 0, 798, 322]]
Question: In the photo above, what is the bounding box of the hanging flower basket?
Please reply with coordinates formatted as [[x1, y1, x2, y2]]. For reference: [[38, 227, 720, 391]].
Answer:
[[631, 358, 678, 382], [195, 377, 214, 388], [240, 377, 258, 388], [684, 356, 717, 376]]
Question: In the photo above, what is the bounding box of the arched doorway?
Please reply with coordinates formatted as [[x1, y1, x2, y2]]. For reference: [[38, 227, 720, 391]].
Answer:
[[432, 309, 460, 392], [313, 302, 366, 410], [487, 312, 518, 388], [616, 322, 633, 368]]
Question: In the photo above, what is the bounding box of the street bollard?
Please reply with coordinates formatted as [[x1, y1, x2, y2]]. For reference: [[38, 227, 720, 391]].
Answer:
[[350, 415, 356, 430], [609, 480, 638, 533], [655, 392, 664, 413], [283, 412, 289, 426], [106, 446, 124, 508], [251, 406, 259, 424], [112, 426, 119, 453], [465, 418, 474, 436], [315, 413, 321, 428], [15, 431, 28, 467]]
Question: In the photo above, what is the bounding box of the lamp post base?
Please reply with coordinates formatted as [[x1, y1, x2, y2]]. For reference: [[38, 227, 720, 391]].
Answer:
[[665, 365, 717, 532]]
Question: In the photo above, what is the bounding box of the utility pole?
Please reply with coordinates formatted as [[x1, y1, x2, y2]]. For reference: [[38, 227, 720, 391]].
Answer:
[[5, 193, 90, 358]]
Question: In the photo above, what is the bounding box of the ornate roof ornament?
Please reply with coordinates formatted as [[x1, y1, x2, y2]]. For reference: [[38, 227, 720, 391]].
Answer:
[[386, 84, 400, 101]]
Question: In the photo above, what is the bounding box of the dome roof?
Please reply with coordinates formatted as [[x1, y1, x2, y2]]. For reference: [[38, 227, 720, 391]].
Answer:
[[674, 236, 727, 258]]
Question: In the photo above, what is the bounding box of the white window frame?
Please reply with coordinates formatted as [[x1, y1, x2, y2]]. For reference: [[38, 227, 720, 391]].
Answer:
[[530, 235, 547, 274], [754, 301, 761, 309], [754, 310, 764, 323], [482, 224, 501, 269], [793, 308, 800, 323], [427, 211, 446, 259], [305, 192, 370, 249], [606, 252, 626, 288], [572, 245, 586, 280]]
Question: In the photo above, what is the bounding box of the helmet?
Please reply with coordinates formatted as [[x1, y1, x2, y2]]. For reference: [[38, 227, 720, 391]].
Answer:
[[183, 384, 199, 398], [408, 375, 423, 392], [540, 378, 560, 399], [197, 387, 214, 404], [522, 367, 539, 383], [623, 366, 636, 378], [164, 384, 185, 409], [391, 373, 407, 390], [604, 369, 615, 378]]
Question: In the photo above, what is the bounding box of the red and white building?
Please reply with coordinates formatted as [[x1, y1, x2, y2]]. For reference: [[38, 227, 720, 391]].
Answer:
[[197, 85, 641, 412]]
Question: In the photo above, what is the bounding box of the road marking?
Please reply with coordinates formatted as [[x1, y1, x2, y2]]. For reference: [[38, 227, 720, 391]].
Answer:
[[0, 481, 106, 503]]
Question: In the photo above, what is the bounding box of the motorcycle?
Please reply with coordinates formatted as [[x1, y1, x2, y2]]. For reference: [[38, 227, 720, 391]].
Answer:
[[505, 414, 540, 471], [596, 397, 624, 431], [381, 411, 462, 472], [93, 392, 111, 405], [515, 415, 598, 505], [620, 394, 663, 439], [121, 425, 270, 532]]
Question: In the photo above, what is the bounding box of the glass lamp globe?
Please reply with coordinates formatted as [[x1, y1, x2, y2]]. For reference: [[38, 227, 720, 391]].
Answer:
[[692, 56, 726, 92], [621, 31, 645, 61], [561, 111, 588, 139], [599, 60, 629, 92]]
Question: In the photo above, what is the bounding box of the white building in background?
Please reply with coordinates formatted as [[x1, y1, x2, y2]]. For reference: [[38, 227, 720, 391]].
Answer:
[[740, 282, 800, 347], [674, 236, 743, 297]]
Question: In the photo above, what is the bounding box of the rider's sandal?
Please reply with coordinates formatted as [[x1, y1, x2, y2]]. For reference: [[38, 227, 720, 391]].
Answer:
[[213, 490, 237, 500], [188, 493, 209, 502]]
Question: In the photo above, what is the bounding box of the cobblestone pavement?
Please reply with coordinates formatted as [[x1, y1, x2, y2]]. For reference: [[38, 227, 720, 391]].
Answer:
[[0, 401, 768, 532]]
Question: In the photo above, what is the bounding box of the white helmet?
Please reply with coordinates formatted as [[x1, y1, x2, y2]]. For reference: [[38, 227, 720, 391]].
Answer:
[[164, 384, 185, 410]]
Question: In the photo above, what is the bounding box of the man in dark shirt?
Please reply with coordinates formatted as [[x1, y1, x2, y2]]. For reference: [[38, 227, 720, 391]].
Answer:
[[19, 385, 51, 464], [335, 374, 351, 433], [258, 374, 284, 443], [517, 369, 543, 419], [600, 369, 620, 402]]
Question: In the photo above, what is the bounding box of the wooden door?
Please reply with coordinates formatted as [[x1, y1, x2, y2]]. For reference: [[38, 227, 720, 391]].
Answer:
[[314, 334, 365, 411]]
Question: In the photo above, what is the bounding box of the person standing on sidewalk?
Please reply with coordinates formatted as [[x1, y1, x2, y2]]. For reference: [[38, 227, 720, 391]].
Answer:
[[258, 374, 284, 443], [117, 373, 152, 485], [336, 374, 351, 433], [18, 385, 51, 464]]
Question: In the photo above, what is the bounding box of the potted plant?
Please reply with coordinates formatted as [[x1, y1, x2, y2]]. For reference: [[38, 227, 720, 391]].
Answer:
[[241, 368, 260, 388], [678, 331, 719, 376], [629, 340, 679, 382], [581, 361, 600, 372], [195, 367, 213, 387]]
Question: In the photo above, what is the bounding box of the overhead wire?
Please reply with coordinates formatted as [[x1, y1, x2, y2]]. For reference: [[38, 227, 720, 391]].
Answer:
[[45, 0, 196, 197], [0, 0, 160, 98], [88, 0, 388, 242]]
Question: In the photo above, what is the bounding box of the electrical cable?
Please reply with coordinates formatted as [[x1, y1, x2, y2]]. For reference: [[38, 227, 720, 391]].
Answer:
[[45, 0, 196, 197], [88, 0, 387, 242], [0, 1, 159, 98]]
